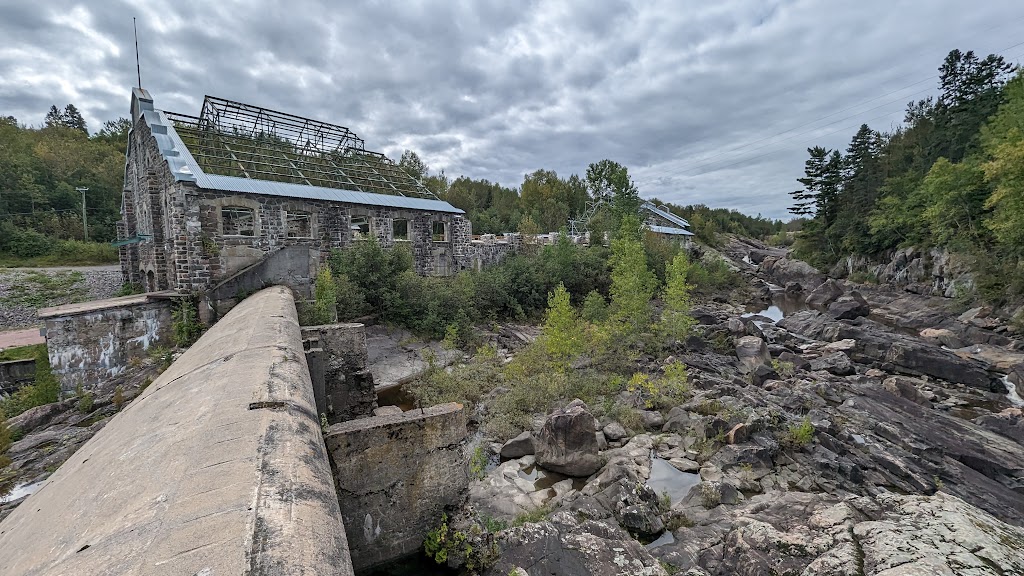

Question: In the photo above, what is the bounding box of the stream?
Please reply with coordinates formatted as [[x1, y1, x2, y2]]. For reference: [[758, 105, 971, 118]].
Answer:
[[0, 480, 45, 505]]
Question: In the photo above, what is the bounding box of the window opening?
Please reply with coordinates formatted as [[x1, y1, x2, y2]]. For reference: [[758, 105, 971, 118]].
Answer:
[[222, 206, 256, 236], [286, 211, 312, 238], [351, 216, 371, 240], [393, 219, 409, 241], [432, 221, 449, 242]]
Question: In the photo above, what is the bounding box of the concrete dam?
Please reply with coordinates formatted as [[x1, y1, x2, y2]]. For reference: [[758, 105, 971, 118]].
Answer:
[[0, 286, 469, 575]]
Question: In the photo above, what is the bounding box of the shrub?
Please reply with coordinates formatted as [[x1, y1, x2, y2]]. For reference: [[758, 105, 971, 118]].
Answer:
[[171, 299, 202, 346], [656, 251, 696, 343], [785, 417, 815, 447], [304, 267, 338, 326], [0, 344, 61, 419]]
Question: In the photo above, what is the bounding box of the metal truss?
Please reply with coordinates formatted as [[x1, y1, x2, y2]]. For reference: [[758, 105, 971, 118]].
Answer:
[[166, 96, 438, 200]]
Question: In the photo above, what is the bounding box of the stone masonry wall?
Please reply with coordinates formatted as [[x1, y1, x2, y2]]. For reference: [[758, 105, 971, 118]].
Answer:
[[123, 99, 516, 293], [324, 403, 469, 571], [42, 297, 173, 394], [0, 359, 35, 397]]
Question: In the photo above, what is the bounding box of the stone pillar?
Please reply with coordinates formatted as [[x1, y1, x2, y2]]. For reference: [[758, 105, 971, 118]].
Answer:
[[301, 323, 376, 423]]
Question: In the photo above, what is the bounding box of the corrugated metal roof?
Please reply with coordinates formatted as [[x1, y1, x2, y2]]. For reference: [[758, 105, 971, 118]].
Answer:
[[648, 225, 695, 236], [145, 109, 464, 214], [642, 201, 690, 229]]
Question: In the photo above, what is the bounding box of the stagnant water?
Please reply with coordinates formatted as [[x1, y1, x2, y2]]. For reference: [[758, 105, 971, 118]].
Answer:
[[646, 455, 701, 507]]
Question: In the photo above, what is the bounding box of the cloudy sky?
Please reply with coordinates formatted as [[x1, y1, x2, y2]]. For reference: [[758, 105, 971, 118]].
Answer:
[[2, 1, 1023, 219]]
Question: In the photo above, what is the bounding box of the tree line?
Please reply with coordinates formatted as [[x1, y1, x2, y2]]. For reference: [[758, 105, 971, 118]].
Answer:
[[0, 107, 130, 260], [399, 151, 787, 241], [0, 101, 784, 263], [789, 48, 1024, 303]]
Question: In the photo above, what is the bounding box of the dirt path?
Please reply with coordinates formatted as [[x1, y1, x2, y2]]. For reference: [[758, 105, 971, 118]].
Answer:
[[0, 328, 44, 351]]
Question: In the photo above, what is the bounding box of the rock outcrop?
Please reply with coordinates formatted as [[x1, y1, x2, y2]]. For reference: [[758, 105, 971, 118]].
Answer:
[[535, 400, 601, 477]]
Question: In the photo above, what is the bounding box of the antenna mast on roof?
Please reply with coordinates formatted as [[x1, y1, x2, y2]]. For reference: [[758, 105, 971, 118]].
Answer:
[[133, 17, 142, 88]]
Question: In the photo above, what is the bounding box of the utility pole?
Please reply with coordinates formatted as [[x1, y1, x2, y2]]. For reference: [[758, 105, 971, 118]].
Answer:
[[76, 187, 89, 240]]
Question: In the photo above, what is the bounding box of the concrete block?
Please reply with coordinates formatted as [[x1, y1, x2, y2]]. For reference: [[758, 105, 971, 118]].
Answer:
[[325, 403, 469, 571]]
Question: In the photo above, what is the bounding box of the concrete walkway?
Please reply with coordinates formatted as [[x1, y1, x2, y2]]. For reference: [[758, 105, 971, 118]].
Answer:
[[0, 287, 353, 575], [0, 328, 44, 351]]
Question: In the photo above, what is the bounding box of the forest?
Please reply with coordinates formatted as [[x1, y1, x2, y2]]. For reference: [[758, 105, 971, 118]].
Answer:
[[790, 48, 1024, 304]]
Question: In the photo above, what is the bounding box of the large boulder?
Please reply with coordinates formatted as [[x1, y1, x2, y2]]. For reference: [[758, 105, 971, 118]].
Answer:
[[535, 401, 601, 477], [884, 342, 993, 390], [735, 336, 770, 373], [882, 376, 933, 408], [809, 352, 855, 376], [486, 511, 667, 576], [805, 279, 844, 307], [500, 431, 536, 459], [827, 291, 870, 320]]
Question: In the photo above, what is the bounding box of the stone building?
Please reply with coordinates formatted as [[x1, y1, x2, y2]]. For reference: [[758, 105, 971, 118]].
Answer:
[[119, 89, 506, 294]]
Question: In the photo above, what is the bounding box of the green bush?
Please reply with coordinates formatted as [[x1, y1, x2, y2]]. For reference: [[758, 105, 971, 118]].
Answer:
[[0, 345, 61, 419], [171, 299, 202, 346]]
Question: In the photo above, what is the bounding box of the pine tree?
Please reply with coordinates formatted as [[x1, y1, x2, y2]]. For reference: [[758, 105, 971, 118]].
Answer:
[[789, 146, 843, 225], [44, 105, 62, 128], [61, 104, 88, 134]]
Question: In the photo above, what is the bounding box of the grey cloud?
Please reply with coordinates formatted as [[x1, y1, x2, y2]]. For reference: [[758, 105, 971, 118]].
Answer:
[[1, 0, 1022, 219]]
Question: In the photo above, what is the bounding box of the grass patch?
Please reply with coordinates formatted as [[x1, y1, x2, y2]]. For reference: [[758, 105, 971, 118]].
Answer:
[[0, 240, 118, 267], [513, 505, 553, 527], [0, 343, 44, 363]]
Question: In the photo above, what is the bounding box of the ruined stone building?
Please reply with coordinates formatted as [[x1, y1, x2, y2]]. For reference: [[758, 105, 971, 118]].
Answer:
[[119, 89, 511, 295]]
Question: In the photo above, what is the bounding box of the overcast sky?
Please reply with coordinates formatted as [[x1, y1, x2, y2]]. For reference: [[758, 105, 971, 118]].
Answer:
[[2, 1, 1023, 220]]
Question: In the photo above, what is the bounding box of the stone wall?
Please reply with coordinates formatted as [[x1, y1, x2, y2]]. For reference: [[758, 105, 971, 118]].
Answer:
[[324, 403, 469, 571], [40, 295, 174, 394], [0, 359, 35, 396]]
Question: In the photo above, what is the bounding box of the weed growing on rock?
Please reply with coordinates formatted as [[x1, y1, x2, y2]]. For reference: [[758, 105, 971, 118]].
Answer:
[[663, 512, 694, 531], [171, 300, 202, 346], [513, 505, 552, 527], [771, 359, 795, 377], [699, 483, 722, 508], [424, 513, 499, 571], [74, 384, 94, 414], [658, 490, 672, 514], [112, 386, 124, 411], [469, 446, 488, 480], [785, 417, 815, 448]]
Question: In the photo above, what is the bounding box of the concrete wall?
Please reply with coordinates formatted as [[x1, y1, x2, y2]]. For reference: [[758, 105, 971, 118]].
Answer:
[[325, 403, 469, 571], [0, 359, 35, 396], [39, 294, 174, 394], [0, 286, 353, 576], [204, 245, 320, 320], [301, 323, 376, 424]]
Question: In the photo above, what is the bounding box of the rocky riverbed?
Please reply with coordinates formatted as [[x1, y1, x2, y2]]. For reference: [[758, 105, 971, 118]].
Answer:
[[442, 239, 1024, 575]]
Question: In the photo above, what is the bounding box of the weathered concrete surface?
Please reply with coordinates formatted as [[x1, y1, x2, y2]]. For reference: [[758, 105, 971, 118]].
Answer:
[[39, 292, 175, 394], [303, 323, 376, 423], [0, 286, 352, 576], [325, 402, 469, 571]]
